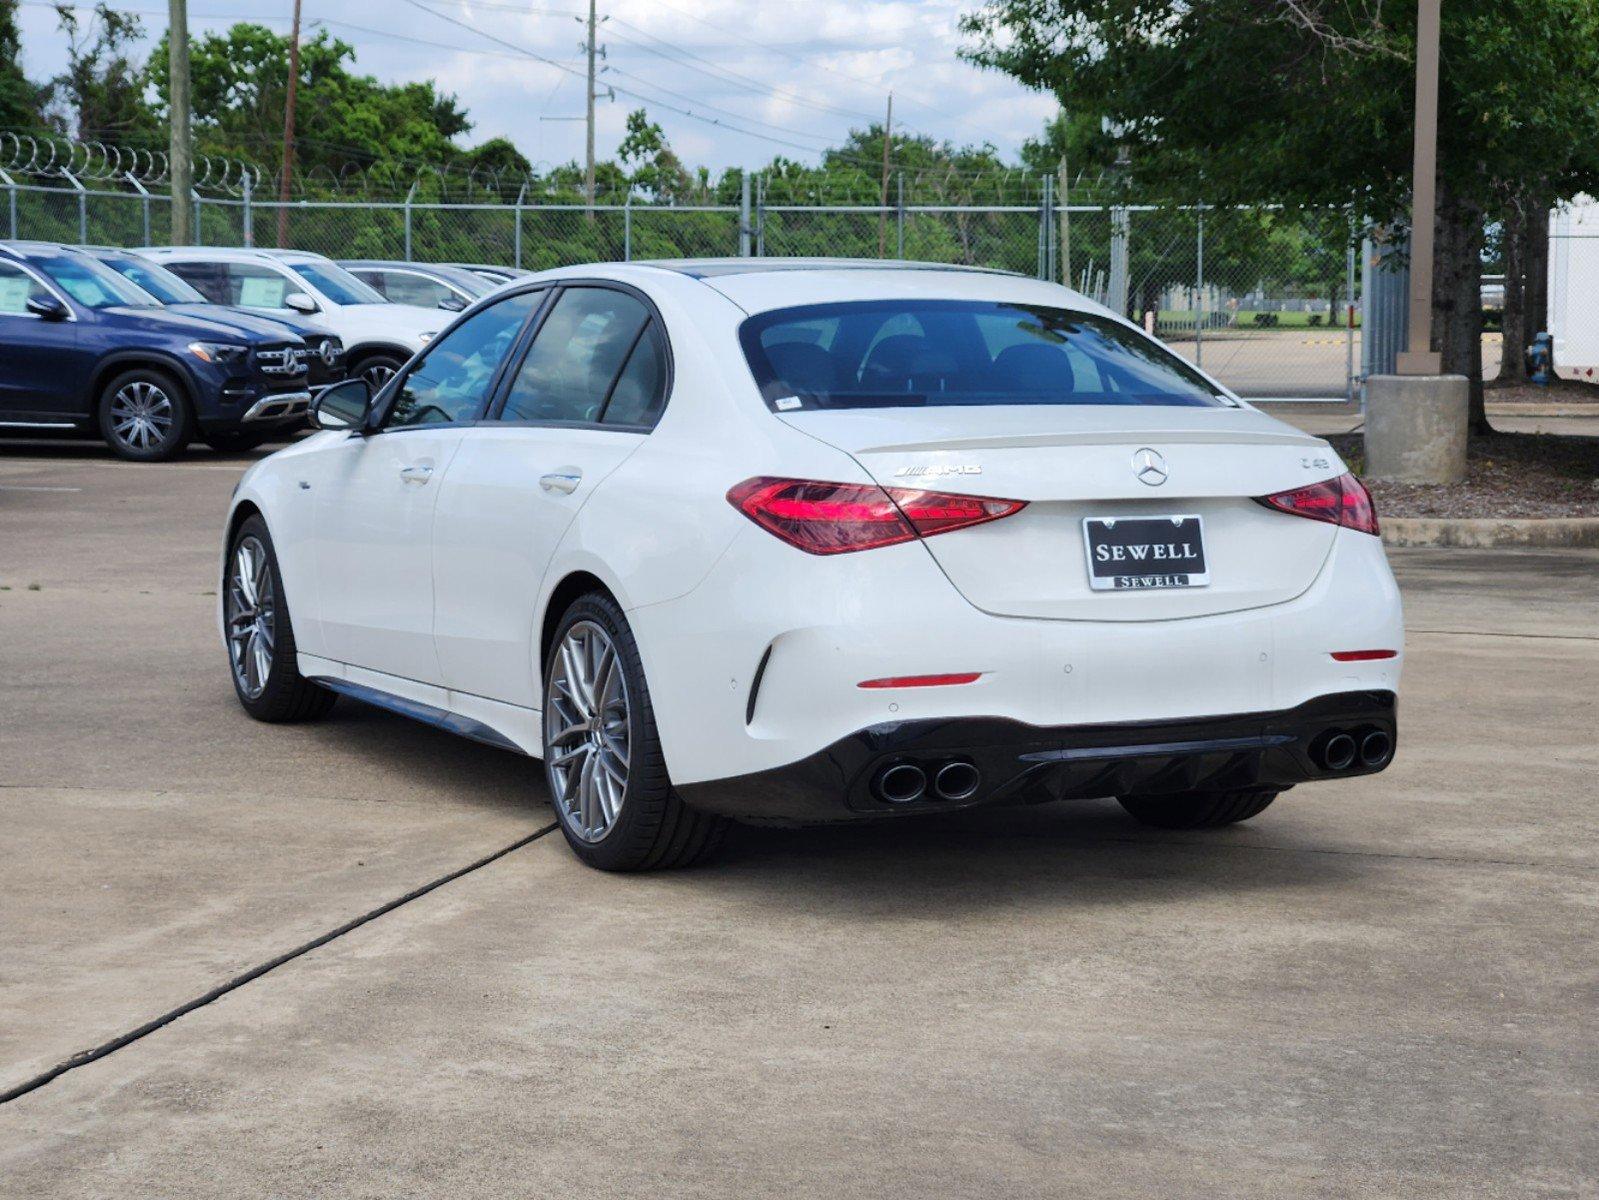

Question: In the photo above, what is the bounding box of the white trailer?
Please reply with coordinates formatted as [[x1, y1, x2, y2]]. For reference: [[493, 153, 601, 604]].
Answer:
[[1548, 198, 1599, 375]]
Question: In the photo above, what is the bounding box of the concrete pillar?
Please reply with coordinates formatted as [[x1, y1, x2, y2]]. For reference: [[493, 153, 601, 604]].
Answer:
[[1363, 374, 1469, 484]]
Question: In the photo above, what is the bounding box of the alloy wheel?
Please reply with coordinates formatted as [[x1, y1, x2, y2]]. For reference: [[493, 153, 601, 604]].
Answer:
[[109, 380, 175, 453], [545, 620, 631, 842], [225, 536, 276, 699], [360, 360, 398, 390]]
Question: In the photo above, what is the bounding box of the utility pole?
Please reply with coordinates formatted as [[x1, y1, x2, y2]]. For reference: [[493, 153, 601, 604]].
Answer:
[[1396, 0, 1442, 374], [276, 0, 303, 248], [877, 92, 892, 258], [167, 0, 192, 244], [584, 0, 597, 216]]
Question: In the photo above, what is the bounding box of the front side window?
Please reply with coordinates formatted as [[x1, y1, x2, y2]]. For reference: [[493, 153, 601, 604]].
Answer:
[[383, 290, 542, 429], [223, 263, 295, 309], [740, 300, 1227, 411], [498, 288, 653, 425], [375, 271, 458, 309], [288, 261, 383, 306], [0, 263, 50, 314]]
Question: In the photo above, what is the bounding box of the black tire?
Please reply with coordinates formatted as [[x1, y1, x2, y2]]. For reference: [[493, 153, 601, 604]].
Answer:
[[352, 351, 405, 393], [202, 429, 272, 453], [224, 515, 337, 723], [542, 591, 728, 872], [1117, 789, 1279, 830], [97, 367, 194, 461]]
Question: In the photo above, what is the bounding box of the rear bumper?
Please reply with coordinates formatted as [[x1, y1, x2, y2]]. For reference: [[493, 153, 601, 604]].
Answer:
[[675, 690, 1396, 824]]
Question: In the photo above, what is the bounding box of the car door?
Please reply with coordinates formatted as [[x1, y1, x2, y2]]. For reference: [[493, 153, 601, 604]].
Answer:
[[0, 261, 83, 422], [310, 289, 542, 683], [432, 285, 669, 708]]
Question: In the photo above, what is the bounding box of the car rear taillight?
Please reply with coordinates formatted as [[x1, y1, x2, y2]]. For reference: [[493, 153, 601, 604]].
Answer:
[[727, 477, 1026, 555], [1256, 472, 1379, 536]]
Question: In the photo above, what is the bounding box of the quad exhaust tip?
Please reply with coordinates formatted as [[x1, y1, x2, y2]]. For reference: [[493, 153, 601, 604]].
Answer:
[[875, 763, 927, 804], [934, 760, 981, 801], [1360, 729, 1393, 768], [1320, 732, 1358, 772]]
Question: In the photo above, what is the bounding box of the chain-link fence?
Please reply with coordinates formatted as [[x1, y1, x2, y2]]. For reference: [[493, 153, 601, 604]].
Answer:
[[1, 173, 1361, 399]]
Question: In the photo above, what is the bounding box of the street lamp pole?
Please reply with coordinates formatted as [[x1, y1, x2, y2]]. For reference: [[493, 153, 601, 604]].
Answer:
[[1397, 0, 1442, 374]]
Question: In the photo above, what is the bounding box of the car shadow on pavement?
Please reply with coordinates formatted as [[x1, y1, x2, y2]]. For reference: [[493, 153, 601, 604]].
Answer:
[[691, 803, 1364, 913]]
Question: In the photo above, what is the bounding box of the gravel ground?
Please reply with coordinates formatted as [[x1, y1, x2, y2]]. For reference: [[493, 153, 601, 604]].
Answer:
[[1330, 431, 1599, 518]]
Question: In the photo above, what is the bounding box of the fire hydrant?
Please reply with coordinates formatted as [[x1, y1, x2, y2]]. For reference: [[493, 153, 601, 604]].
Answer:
[[1526, 332, 1553, 386]]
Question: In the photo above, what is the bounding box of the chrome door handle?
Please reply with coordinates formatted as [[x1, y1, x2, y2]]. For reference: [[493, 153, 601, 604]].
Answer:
[[540, 471, 581, 495], [399, 464, 434, 484]]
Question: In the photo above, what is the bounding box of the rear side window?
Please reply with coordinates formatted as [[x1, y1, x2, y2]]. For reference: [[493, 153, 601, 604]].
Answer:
[[497, 288, 654, 426], [740, 299, 1226, 411], [375, 271, 457, 309], [162, 261, 227, 302]]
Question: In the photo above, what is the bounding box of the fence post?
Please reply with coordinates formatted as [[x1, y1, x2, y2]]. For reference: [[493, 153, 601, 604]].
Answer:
[[1107, 205, 1130, 315], [241, 171, 253, 247], [0, 167, 15, 239], [1195, 204, 1205, 370], [125, 172, 151, 245], [1038, 173, 1053, 280], [191, 190, 204, 246], [1346, 209, 1358, 403], [896, 172, 905, 259], [514, 183, 526, 268], [60, 168, 87, 245], [624, 192, 633, 261], [739, 172, 751, 256], [403, 182, 416, 261], [755, 173, 765, 257]]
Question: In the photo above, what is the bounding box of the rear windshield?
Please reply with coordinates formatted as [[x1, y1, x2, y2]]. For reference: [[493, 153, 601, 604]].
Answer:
[[739, 300, 1228, 411]]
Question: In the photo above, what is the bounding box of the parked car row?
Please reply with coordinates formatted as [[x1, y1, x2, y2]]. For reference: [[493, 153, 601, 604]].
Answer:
[[0, 241, 527, 460]]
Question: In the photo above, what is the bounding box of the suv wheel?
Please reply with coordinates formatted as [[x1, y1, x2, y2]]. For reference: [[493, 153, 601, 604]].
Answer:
[[225, 515, 337, 722], [98, 368, 193, 461], [543, 592, 729, 871], [353, 352, 404, 391]]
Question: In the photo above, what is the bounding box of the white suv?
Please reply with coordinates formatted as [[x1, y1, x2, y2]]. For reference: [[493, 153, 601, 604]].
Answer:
[[139, 247, 443, 389]]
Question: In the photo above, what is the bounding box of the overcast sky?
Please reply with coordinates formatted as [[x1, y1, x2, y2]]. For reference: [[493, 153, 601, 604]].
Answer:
[[14, 0, 1057, 171]]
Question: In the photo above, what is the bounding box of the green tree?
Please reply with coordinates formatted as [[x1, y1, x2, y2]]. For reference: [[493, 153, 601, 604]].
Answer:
[[146, 24, 473, 190], [45, 2, 157, 141], [0, 0, 43, 130], [962, 0, 1599, 430]]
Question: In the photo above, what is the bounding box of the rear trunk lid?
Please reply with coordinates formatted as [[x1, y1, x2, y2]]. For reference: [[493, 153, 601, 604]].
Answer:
[[781, 404, 1342, 621]]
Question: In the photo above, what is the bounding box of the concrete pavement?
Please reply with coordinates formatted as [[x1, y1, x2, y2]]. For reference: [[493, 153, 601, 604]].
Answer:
[[1, 442, 1595, 1197]]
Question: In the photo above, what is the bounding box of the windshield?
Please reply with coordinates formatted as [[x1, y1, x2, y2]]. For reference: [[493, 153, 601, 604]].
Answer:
[[740, 300, 1228, 411], [288, 260, 384, 305], [99, 255, 207, 305], [33, 253, 160, 309]]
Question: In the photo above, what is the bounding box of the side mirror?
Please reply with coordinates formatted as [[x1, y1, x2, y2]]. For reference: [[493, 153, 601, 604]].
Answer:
[[26, 295, 68, 321], [284, 292, 319, 315], [310, 378, 372, 431], [438, 296, 467, 312]]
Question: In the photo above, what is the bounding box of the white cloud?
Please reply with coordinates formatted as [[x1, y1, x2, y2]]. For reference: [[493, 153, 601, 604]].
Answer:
[[14, 0, 1056, 172]]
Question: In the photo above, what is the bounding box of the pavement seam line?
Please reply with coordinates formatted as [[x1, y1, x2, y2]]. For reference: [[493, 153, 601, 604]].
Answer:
[[1406, 627, 1599, 643], [0, 822, 559, 1108]]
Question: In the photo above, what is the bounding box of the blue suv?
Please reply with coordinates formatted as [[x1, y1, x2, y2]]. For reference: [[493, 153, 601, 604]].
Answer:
[[0, 242, 313, 460]]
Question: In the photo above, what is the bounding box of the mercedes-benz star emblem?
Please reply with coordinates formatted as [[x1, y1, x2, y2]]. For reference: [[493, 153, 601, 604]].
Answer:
[[1133, 447, 1168, 487]]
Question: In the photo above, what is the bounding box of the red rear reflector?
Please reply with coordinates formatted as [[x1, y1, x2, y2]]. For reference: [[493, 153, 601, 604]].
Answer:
[[727, 476, 1025, 555], [858, 673, 982, 689], [1256, 472, 1379, 536], [1330, 649, 1397, 662]]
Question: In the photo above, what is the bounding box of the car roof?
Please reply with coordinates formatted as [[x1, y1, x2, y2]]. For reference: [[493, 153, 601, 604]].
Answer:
[[637, 257, 1021, 280], [137, 246, 329, 264]]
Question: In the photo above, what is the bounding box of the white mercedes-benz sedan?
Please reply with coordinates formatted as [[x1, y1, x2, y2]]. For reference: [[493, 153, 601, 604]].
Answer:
[[220, 259, 1402, 870]]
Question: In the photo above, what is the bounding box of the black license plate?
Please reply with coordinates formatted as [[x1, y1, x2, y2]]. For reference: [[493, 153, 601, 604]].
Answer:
[[1083, 515, 1209, 590]]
